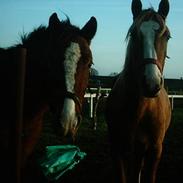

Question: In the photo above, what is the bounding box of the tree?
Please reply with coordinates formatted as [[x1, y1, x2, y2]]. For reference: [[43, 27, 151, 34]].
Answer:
[[109, 72, 118, 76]]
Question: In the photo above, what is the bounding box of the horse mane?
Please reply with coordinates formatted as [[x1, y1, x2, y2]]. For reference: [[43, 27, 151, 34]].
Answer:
[[2, 17, 82, 76], [20, 26, 47, 47], [17, 18, 80, 49]]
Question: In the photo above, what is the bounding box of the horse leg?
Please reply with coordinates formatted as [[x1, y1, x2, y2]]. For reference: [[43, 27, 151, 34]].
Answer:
[[108, 129, 127, 183], [22, 107, 48, 166], [112, 153, 126, 183], [131, 141, 147, 183], [141, 143, 162, 183]]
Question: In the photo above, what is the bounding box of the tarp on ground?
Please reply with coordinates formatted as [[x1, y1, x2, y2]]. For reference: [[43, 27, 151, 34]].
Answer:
[[39, 145, 86, 181]]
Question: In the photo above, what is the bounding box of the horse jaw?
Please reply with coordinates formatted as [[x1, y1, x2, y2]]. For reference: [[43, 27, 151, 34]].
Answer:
[[60, 98, 78, 136]]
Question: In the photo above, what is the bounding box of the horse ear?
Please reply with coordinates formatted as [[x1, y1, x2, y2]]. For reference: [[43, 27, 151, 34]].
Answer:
[[158, 0, 170, 19], [48, 13, 60, 28], [80, 17, 97, 43], [131, 0, 142, 20]]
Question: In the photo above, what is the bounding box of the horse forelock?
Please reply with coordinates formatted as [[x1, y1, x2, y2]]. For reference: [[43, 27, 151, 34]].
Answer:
[[126, 9, 167, 41], [124, 9, 168, 76]]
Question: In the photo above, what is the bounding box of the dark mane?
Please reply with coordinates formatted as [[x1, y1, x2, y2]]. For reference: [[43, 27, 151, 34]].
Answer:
[[18, 19, 80, 48], [20, 26, 47, 47], [55, 18, 81, 35]]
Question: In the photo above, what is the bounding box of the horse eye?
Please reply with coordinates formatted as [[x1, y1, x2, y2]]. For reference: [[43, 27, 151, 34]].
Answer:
[[166, 55, 170, 59], [88, 61, 93, 68], [88, 63, 92, 68], [167, 35, 171, 40], [164, 31, 171, 41]]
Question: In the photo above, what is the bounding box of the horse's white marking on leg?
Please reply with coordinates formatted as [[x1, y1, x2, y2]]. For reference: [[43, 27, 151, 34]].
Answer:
[[60, 42, 81, 135]]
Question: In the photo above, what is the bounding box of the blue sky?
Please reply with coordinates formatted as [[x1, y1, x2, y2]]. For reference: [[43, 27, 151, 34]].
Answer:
[[0, 0, 182, 78]]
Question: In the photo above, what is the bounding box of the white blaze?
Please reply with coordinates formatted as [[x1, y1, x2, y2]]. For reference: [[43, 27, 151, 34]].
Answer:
[[140, 20, 162, 91], [140, 20, 159, 59], [61, 42, 81, 135]]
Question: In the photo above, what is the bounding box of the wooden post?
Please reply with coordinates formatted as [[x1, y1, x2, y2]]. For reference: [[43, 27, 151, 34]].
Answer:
[[92, 86, 101, 130], [14, 48, 26, 183]]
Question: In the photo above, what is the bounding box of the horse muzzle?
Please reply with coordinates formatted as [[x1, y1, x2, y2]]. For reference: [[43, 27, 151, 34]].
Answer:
[[142, 82, 161, 97], [59, 92, 82, 139], [142, 59, 163, 98]]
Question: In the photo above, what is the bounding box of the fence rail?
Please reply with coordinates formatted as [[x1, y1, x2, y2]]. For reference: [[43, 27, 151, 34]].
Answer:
[[168, 94, 183, 110], [84, 89, 183, 118]]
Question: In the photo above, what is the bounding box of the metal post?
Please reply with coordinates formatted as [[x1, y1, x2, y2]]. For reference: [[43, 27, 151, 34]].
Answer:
[[171, 95, 174, 110], [89, 94, 94, 118]]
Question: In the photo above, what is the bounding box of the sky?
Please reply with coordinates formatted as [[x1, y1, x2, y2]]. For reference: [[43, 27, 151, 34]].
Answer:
[[0, 0, 182, 79]]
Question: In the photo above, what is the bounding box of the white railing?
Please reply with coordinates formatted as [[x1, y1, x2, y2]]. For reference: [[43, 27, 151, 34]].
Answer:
[[84, 90, 183, 117], [168, 95, 183, 110], [84, 93, 96, 118]]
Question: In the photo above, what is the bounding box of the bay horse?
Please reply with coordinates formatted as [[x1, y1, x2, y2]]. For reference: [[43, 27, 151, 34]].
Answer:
[[0, 12, 97, 180], [105, 0, 171, 183]]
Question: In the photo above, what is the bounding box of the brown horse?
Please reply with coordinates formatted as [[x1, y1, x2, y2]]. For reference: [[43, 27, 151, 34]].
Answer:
[[0, 12, 97, 180], [105, 0, 171, 183]]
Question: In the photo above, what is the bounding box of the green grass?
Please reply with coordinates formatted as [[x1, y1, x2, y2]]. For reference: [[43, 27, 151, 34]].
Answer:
[[34, 108, 183, 183]]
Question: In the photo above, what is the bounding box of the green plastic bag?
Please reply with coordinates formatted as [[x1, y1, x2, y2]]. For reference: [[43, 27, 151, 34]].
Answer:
[[39, 145, 86, 181]]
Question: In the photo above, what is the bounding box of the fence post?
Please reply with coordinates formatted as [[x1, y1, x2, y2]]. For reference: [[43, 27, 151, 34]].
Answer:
[[92, 86, 101, 130], [14, 48, 27, 183], [89, 94, 94, 118], [171, 95, 174, 110]]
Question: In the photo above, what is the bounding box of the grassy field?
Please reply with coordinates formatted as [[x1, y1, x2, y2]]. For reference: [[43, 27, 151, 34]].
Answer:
[[33, 107, 183, 183]]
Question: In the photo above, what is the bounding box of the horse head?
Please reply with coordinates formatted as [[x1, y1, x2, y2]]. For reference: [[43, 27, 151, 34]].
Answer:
[[129, 0, 170, 97], [47, 13, 97, 138]]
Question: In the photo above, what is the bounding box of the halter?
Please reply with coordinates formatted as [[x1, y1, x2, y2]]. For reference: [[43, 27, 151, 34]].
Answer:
[[142, 58, 163, 73], [65, 91, 82, 130], [65, 91, 82, 113]]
